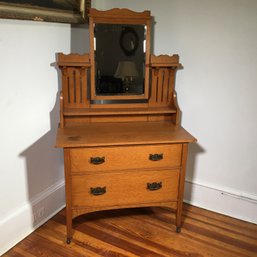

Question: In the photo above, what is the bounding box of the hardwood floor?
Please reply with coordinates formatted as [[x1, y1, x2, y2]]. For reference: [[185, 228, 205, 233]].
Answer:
[[3, 204, 257, 257]]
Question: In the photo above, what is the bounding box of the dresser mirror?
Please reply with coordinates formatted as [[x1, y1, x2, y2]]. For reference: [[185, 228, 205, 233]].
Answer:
[[94, 24, 145, 96], [89, 9, 151, 100]]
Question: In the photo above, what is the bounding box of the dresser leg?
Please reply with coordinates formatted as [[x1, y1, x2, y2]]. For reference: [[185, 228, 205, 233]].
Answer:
[[66, 221, 73, 244], [176, 226, 181, 233], [65, 200, 72, 244], [175, 207, 182, 233], [64, 149, 73, 244], [175, 144, 188, 234], [66, 211, 72, 244]]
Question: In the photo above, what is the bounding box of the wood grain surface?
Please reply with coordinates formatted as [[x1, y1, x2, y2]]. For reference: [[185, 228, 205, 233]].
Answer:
[[4, 204, 257, 257], [56, 122, 196, 148]]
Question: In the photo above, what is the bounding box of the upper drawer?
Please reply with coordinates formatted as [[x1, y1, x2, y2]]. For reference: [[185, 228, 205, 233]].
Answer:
[[70, 144, 182, 172]]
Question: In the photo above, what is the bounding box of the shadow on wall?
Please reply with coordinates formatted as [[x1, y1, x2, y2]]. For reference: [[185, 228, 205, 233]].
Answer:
[[71, 23, 90, 54], [185, 143, 205, 203], [19, 64, 65, 228], [16, 22, 90, 230]]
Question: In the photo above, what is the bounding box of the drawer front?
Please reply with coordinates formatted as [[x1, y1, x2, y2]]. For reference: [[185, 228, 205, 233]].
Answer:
[[70, 144, 182, 172], [71, 169, 179, 208]]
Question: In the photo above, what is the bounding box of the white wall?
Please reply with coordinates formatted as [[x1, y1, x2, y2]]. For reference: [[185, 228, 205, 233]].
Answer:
[[96, 0, 257, 222], [0, 19, 70, 254]]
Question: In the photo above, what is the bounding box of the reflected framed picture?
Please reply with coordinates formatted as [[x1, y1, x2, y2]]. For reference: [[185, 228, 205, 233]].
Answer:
[[0, 0, 91, 23]]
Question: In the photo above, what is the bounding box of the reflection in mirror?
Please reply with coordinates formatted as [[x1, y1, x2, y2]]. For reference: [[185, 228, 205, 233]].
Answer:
[[94, 24, 145, 96]]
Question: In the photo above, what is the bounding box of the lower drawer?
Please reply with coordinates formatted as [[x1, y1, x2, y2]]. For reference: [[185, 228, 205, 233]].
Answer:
[[71, 169, 179, 208]]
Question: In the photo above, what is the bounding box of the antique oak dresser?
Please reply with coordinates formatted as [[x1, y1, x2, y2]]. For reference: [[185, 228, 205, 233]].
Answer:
[[55, 8, 196, 243]]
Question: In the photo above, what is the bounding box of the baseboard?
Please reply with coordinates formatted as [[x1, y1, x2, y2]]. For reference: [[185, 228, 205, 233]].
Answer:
[[0, 180, 65, 256], [184, 179, 257, 224]]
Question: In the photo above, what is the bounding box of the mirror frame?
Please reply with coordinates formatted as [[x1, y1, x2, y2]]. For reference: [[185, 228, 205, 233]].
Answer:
[[89, 8, 151, 100]]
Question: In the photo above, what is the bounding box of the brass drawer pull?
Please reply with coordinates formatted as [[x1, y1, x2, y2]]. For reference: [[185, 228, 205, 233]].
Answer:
[[149, 153, 163, 161], [90, 157, 105, 165], [147, 182, 162, 191], [90, 187, 106, 196]]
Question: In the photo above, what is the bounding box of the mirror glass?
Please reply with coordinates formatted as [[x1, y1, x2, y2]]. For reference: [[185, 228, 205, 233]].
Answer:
[[94, 24, 145, 96]]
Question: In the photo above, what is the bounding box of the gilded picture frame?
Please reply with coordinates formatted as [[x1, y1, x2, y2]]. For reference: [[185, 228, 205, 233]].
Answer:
[[0, 0, 91, 24]]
